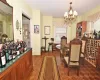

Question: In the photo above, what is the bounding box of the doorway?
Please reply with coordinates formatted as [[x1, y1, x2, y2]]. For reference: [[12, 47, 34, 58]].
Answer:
[[22, 14, 31, 48]]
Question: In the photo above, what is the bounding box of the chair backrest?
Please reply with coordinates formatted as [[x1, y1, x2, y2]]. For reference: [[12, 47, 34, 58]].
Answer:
[[69, 38, 82, 62], [61, 36, 67, 47], [81, 40, 86, 53], [50, 38, 54, 43]]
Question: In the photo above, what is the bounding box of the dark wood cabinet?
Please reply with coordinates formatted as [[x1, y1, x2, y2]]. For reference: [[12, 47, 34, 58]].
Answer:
[[96, 47, 100, 68], [85, 39, 100, 67], [76, 21, 87, 38], [0, 49, 33, 80]]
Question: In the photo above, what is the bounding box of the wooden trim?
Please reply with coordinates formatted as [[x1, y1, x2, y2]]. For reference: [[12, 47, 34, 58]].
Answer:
[[0, 0, 12, 8], [22, 14, 30, 20], [0, 0, 14, 40]]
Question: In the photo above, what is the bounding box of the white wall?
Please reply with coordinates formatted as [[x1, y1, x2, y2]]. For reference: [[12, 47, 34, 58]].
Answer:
[[32, 10, 41, 55], [86, 21, 94, 33], [94, 19, 100, 31], [42, 16, 53, 50], [7, 0, 41, 55]]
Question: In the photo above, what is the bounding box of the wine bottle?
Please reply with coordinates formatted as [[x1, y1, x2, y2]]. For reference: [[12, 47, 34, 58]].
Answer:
[[5, 49, 9, 62], [8, 46, 13, 61], [3, 43, 9, 63], [19, 41, 23, 54], [12, 50, 17, 59], [22, 41, 27, 52], [12, 44, 17, 59], [20, 41, 24, 53], [0, 50, 6, 68], [16, 41, 21, 55]]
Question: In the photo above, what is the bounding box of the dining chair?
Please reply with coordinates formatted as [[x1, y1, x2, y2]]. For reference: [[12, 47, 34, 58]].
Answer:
[[80, 39, 86, 65], [60, 36, 69, 60], [64, 38, 82, 76], [48, 38, 54, 52]]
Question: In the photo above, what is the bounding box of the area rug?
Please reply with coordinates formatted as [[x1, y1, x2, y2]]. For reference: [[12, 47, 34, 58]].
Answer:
[[38, 56, 60, 80]]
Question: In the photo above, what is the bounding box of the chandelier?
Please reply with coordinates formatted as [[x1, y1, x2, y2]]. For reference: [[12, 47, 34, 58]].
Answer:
[[64, 2, 78, 23]]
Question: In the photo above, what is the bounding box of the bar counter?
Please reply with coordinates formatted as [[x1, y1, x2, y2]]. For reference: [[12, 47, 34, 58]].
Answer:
[[0, 48, 33, 80]]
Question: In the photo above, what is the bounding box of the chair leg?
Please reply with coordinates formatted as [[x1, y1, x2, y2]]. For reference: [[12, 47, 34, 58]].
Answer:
[[77, 67, 80, 76], [48, 45, 50, 51], [83, 57, 85, 65], [52, 45, 53, 52], [81, 57, 85, 65], [68, 67, 70, 76]]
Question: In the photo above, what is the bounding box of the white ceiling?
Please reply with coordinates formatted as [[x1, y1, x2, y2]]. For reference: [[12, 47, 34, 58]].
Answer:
[[25, 0, 100, 18]]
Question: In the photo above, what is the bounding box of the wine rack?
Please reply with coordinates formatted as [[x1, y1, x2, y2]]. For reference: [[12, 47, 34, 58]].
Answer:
[[85, 39, 100, 67]]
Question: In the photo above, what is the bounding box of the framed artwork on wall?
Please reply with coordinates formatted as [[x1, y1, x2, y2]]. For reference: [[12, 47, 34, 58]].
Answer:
[[34, 25, 39, 34], [44, 26, 50, 35]]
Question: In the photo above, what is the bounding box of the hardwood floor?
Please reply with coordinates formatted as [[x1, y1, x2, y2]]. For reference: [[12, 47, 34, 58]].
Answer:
[[27, 51, 100, 80]]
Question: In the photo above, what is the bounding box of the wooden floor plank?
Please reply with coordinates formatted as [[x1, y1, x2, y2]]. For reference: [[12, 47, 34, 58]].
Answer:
[[27, 51, 100, 80]]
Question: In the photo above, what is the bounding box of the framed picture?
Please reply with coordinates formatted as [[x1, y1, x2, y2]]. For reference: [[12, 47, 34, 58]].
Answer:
[[34, 25, 39, 34], [44, 26, 50, 35]]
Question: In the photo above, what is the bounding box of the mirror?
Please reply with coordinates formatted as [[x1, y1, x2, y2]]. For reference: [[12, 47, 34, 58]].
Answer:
[[0, 0, 13, 43]]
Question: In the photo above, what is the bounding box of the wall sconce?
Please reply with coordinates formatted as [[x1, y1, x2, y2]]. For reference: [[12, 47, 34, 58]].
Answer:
[[16, 20, 22, 34], [16, 20, 19, 30]]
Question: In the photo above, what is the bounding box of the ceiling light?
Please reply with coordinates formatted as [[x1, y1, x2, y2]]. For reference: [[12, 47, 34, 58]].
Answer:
[[64, 2, 78, 24]]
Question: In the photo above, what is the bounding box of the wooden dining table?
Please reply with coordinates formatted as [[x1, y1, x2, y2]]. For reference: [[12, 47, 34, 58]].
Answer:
[[56, 43, 70, 61], [56, 43, 70, 49]]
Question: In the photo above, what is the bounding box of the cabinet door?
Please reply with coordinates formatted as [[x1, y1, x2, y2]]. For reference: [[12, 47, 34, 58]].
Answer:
[[16, 63, 23, 80], [82, 21, 87, 34], [25, 51, 33, 76], [0, 72, 11, 80], [0, 49, 33, 80], [10, 68, 16, 80]]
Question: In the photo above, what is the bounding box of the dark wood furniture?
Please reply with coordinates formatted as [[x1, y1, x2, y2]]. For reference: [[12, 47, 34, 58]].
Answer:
[[85, 39, 100, 67], [64, 39, 82, 76], [96, 46, 100, 69], [42, 37, 49, 51], [0, 48, 33, 80], [60, 36, 69, 60], [76, 21, 87, 38], [48, 38, 55, 52]]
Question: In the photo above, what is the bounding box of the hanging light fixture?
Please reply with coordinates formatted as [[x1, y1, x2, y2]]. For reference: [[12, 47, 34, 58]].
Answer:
[[64, 2, 78, 23]]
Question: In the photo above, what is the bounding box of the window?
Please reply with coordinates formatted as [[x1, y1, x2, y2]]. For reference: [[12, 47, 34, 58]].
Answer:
[[94, 19, 100, 31], [54, 27, 67, 44]]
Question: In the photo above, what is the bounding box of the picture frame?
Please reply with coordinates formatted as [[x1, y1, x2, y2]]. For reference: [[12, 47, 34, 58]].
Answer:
[[34, 25, 39, 34], [0, 21, 3, 33], [44, 26, 50, 35]]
